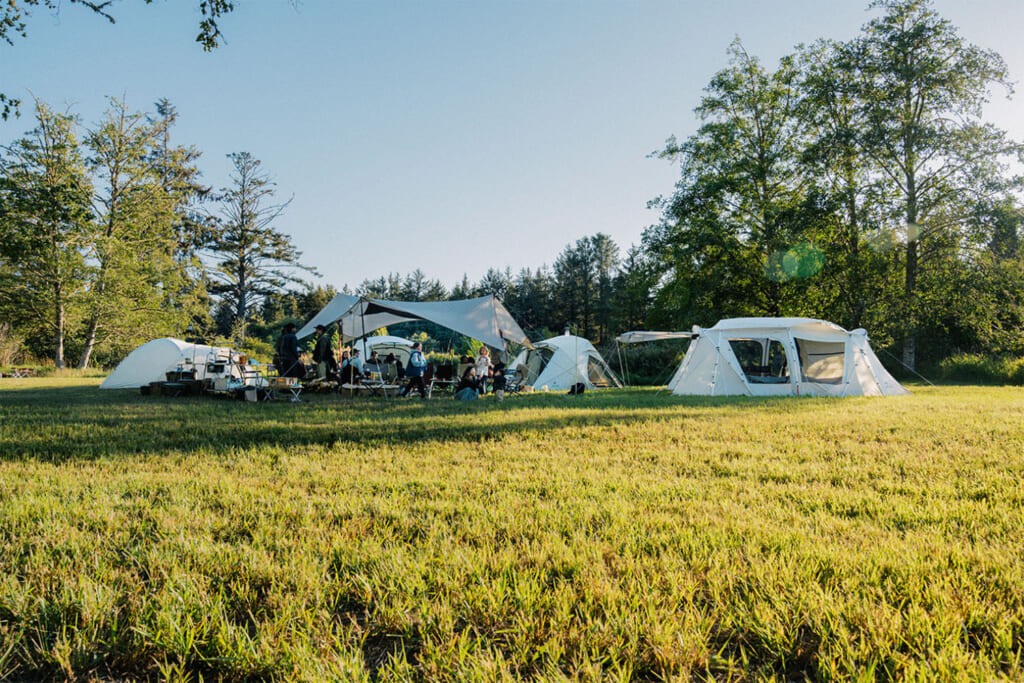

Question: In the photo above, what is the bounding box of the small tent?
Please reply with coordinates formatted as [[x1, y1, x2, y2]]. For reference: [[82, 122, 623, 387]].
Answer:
[[623, 318, 907, 397], [353, 335, 414, 365], [509, 334, 622, 391], [100, 338, 243, 389]]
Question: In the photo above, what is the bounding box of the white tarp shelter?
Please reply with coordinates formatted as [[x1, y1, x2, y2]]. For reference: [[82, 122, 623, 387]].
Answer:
[[296, 295, 532, 359], [100, 338, 245, 389], [509, 334, 622, 391], [620, 318, 907, 397]]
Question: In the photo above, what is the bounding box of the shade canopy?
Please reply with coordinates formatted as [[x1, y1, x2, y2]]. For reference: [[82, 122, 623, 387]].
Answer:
[[616, 330, 694, 344], [296, 294, 532, 354]]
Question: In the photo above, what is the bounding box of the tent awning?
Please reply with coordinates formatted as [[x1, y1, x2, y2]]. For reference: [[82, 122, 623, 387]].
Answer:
[[297, 294, 533, 352], [616, 330, 694, 344]]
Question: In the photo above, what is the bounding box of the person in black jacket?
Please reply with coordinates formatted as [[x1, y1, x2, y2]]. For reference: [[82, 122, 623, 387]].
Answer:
[[275, 323, 304, 379], [312, 324, 337, 380]]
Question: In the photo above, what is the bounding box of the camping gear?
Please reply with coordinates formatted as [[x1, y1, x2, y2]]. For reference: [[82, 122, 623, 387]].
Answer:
[[618, 318, 908, 397]]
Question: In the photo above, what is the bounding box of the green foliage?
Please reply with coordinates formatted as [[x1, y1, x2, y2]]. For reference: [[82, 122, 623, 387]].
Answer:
[[611, 340, 687, 386], [0, 380, 1022, 680], [932, 353, 1024, 384], [0, 100, 94, 368], [644, 0, 1024, 369], [205, 152, 318, 342]]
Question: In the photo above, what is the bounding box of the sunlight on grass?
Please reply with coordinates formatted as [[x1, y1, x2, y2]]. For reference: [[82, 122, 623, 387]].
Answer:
[[0, 379, 1022, 680]]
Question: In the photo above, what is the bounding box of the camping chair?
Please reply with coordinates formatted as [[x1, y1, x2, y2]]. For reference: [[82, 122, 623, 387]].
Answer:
[[423, 363, 436, 398]]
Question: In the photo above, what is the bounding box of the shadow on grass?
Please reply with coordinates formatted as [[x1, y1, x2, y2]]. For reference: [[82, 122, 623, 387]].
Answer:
[[0, 382, 816, 462]]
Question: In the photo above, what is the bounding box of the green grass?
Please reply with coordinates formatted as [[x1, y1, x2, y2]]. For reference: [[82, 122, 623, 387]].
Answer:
[[0, 379, 1022, 681]]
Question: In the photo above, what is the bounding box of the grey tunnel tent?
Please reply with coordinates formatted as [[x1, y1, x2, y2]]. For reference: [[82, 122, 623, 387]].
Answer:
[[296, 294, 532, 359]]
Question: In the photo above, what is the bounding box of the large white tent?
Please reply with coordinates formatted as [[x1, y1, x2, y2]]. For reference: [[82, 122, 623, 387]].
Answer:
[[100, 338, 245, 389], [296, 294, 532, 358], [508, 334, 622, 391], [618, 318, 908, 397]]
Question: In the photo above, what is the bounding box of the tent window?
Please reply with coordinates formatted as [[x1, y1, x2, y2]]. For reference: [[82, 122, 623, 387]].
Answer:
[[796, 339, 845, 384], [728, 338, 790, 383]]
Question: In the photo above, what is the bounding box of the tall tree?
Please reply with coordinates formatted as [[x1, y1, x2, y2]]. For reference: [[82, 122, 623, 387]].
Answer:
[[0, 100, 93, 367], [78, 97, 205, 368], [206, 151, 316, 341], [847, 0, 1022, 369], [646, 40, 809, 327]]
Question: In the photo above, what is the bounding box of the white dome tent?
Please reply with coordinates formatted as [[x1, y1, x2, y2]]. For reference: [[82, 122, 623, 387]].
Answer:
[[100, 338, 248, 389], [509, 334, 622, 391], [618, 318, 908, 397], [352, 335, 414, 365]]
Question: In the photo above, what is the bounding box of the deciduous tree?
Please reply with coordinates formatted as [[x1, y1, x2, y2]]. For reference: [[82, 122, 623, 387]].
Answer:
[[0, 101, 93, 367]]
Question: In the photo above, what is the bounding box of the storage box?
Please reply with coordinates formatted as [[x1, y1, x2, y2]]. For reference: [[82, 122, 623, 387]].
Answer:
[[270, 377, 297, 388]]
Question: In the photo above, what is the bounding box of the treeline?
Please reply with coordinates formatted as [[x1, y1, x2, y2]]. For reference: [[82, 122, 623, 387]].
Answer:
[[641, 0, 1024, 371], [4, 0, 1024, 373], [0, 98, 312, 369]]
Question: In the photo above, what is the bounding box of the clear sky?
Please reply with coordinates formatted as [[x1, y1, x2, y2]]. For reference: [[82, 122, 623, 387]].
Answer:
[[4, 0, 1023, 293]]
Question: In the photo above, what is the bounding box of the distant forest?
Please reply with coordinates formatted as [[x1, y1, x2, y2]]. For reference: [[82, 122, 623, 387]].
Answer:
[[2, 0, 1023, 374]]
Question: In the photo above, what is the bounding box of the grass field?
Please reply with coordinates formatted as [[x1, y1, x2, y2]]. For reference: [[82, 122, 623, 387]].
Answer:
[[0, 379, 1022, 682]]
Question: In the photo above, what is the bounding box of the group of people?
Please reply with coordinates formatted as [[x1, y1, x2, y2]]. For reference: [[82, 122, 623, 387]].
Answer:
[[276, 323, 505, 400]]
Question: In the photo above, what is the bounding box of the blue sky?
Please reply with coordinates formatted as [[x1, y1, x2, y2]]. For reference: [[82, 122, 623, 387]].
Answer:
[[4, 0, 1023, 292]]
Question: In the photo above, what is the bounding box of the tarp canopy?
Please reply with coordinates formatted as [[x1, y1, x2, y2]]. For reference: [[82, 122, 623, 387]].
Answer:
[[616, 330, 694, 344], [508, 334, 622, 391], [297, 295, 532, 355]]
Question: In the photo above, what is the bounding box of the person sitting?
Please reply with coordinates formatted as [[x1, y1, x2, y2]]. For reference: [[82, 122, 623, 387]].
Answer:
[[349, 348, 364, 377], [491, 362, 507, 401], [454, 366, 479, 401]]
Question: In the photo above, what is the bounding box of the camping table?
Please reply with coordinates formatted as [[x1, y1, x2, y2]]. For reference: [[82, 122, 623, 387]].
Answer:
[[283, 384, 303, 402]]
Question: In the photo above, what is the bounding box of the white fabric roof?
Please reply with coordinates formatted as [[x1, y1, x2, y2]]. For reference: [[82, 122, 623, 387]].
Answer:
[[297, 295, 532, 352], [616, 330, 694, 343]]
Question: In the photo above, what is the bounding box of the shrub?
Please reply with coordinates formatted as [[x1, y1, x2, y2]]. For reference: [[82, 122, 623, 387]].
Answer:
[[0, 323, 25, 366], [934, 353, 1024, 385]]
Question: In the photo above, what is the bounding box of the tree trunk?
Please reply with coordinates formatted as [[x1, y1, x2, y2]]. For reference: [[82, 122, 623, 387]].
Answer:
[[78, 274, 106, 370], [54, 282, 65, 369], [902, 168, 919, 371]]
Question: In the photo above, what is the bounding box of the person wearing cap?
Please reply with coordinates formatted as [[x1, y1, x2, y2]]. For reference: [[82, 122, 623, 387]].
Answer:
[[312, 324, 336, 380]]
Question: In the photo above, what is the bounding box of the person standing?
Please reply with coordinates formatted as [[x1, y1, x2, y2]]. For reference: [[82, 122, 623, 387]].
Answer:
[[312, 324, 336, 380], [474, 346, 492, 395], [400, 342, 428, 398], [276, 323, 304, 379]]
